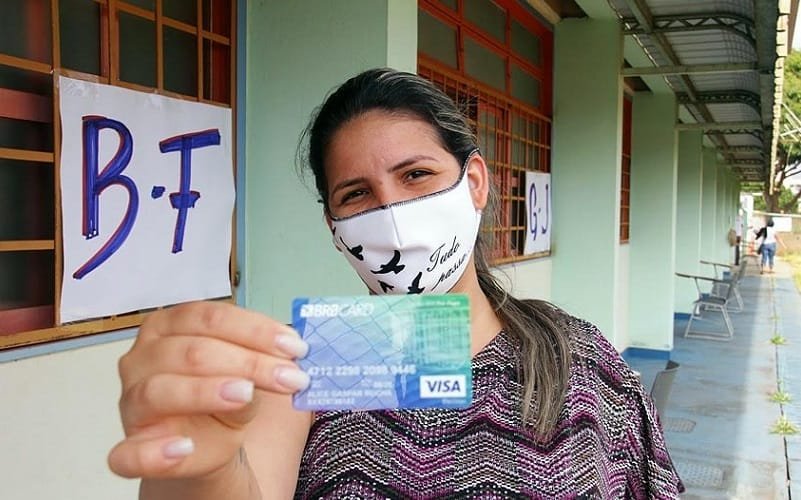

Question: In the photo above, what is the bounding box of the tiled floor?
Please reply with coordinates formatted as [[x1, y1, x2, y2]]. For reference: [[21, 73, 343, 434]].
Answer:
[[627, 256, 800, 499]]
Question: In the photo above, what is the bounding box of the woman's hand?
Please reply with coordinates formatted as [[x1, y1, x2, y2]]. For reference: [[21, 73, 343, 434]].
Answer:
[[107, 301, 309, 481]]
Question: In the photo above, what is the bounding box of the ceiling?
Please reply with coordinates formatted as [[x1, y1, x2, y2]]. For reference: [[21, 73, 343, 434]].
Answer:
[[607, 0, 793, 182], [531, 0, 795, 183]]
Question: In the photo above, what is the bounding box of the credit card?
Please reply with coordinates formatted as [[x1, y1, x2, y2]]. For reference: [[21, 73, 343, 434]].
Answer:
[[292, 294, 472, 411]]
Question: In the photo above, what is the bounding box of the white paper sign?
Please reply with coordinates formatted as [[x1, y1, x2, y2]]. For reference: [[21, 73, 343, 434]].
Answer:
[[524, 171, 551, 255], [59, 76, 234, 323]]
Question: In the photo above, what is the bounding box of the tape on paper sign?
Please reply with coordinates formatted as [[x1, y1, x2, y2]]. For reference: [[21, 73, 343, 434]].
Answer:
[[292, 295, 472, 411]]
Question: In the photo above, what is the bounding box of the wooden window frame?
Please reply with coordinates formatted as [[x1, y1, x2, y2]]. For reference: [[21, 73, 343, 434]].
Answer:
[[418, 0, 553, 263], [0, 0, 237, 351], [620, 94, 632, 243]]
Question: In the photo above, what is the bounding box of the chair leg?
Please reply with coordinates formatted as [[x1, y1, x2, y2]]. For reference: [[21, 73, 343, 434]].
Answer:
[[684, 312, 694, 338], [685, 303, 733, 341], [732, 287, 743, 312], [720, 306, 734, 340]]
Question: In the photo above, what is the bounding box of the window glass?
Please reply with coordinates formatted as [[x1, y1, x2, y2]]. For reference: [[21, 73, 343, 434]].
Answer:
[[511, 20, 541, 66], [464, 0, 506, 43], [203, 39, 230, 103], [511, 64, 540, 107], [164, 26, 197, 96], [203, 0, 231, 37], [464, 36, 505, 91], [60, 0, 101, 75], [119, 12, 157, 87], [418, 10, 458, 68], [0, 160, 54, 240], [164, 0, 197, 25], [0, 0, 52, 63]]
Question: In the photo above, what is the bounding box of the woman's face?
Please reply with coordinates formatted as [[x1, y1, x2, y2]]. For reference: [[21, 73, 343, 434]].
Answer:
[[324, 110, 487, 219]]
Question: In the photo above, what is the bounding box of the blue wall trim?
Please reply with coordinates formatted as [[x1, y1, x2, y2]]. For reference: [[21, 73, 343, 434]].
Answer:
[[674, 312, 691, 320], [0, 328, 138, 363], [621, 347, 671, 364], [235, 0, 247, 307]]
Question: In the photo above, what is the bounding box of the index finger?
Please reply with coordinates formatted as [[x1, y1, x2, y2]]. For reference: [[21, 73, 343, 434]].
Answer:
[[137, 302, 307, 359]]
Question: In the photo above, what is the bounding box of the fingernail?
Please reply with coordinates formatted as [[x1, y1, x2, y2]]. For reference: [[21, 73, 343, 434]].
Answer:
[[275, 330, 309, 358], [220, 379, 254, 403], [275, 366, 311, 392], [163, 437, 194, 459]]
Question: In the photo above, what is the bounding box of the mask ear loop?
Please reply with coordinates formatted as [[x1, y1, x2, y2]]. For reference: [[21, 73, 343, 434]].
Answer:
[[460, 147, 481, 178]]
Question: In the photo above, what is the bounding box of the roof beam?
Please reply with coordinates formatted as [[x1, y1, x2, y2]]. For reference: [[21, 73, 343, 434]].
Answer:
[[676, 91, 762, 115], [675, 121, 763, 131], [717, 145, 764, 154], [622, 13, 756, 50], [622, 63, 757, 76]]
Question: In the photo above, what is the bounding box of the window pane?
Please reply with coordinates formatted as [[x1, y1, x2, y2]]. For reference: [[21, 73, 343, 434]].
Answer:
[[0, 117, 52, 151], [0, 64, 51, 95], [203, 0, 231, 37], [119, 12, 156, 87], [203, 39, 230, 103], [0, 0, 52, 63], [0, 251, 54, 311], [511, 20, 541, 66], [418, 10, 457, 68], [60, 0, 101, 75], [511, 65, 540, 108], [464, 0, 505, 43], [164, 26, 197, 96], [0, 159, 54, 240], [164, 0, 196, 25], [464, 36, 505, 91]]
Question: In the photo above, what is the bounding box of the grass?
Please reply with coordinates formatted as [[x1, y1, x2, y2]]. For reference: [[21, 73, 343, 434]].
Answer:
[[770, 386, 793, 404], [771, 334, 788, 345], [770, 415, 800, 435]]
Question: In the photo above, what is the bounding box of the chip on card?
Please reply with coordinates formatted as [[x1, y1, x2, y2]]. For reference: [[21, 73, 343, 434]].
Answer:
[[292, 295, 472, 411]]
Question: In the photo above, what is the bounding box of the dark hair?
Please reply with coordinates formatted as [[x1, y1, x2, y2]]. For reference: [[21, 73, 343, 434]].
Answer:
[[767, 218, 775, 227], [300, 68, 571, 434]]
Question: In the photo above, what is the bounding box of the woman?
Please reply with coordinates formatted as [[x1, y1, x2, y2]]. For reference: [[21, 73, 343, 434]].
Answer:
[[108, 68, 683, 499], [755, 218, 782, 274]]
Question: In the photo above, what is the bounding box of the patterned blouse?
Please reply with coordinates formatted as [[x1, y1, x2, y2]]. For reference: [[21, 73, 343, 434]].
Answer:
[[294, 314, 684, 499]]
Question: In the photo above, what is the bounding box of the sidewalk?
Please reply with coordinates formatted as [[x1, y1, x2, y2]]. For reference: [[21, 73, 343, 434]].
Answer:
[[627, 256, 801, 499]]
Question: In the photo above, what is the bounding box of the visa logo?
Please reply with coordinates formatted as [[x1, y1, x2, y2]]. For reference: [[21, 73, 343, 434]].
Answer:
[[419, 375, 467, 398]]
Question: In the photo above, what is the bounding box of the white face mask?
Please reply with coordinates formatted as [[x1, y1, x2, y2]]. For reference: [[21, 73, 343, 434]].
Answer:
[[330, 152, 482, 295]]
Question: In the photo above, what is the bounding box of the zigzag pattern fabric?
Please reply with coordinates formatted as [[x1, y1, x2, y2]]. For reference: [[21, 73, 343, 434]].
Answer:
[[295, 315, 683, 499]]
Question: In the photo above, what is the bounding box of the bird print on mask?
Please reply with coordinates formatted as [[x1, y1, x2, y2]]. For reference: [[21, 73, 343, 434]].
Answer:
[[378, 280, 395, 293], [407, 272, 425, 294], [339, 236, 364, 261], [371, 250, 405, 274]]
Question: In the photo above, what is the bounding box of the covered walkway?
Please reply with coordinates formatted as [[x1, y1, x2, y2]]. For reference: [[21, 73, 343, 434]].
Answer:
[[628, 257, 801, 498]]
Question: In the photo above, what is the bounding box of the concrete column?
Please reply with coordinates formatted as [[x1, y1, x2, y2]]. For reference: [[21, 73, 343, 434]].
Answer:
[[700, 148, 718, 261], [551, 18, 623, 344], [674, 131, 704, 313], [245, 0, 417, 321], [627, 92, 678, 351]]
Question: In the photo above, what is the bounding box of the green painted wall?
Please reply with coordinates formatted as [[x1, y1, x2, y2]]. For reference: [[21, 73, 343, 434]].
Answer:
[[714, 166, 739, 265], [717, 167, 730, 263], [551, 18, 622, 342], [244, 1, 416, 322], [628, 92, 677, 351], [674, 130, 704, 313], [700, 148, 718, 261]]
